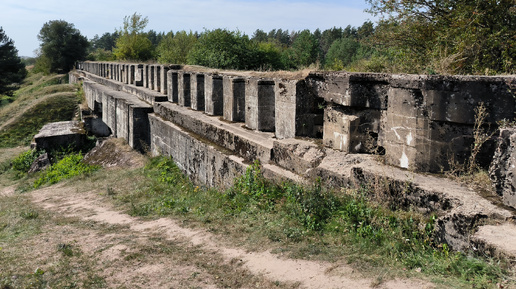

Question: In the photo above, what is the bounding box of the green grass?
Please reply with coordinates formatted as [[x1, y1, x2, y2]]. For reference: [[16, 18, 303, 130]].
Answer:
[[120, 157, 512, 288], [33, 153, 100, 188], [0, 93, 81, 148]]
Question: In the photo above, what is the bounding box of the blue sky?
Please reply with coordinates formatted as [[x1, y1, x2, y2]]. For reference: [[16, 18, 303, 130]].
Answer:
[[1, 0, 375, 57]]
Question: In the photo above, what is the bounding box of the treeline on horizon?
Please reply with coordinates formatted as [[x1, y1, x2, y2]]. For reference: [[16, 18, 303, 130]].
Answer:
[[85, 21, 375, 73], [16, 0, 516, 77]]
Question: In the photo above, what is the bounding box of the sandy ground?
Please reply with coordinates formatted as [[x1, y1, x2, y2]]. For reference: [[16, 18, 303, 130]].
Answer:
[[3, 183, 434, 289]]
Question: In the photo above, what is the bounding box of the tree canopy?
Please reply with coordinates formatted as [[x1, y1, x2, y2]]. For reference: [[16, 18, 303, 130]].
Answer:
[[37, 20, 89, 73], [113, 13, 154, 61], [156, 31, 197, 64], [366, 0, 516, 74]]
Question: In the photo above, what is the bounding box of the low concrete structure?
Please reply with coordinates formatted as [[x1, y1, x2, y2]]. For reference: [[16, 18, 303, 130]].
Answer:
[[33, 121, 87, 151], [75, 62, 516, 258]]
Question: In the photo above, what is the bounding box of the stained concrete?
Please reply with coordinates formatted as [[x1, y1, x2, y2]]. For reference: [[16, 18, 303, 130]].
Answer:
[[76, 64, 516, 260]]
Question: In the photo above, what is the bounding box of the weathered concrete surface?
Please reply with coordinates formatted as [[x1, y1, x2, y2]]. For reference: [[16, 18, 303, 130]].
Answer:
[[191, 73, 205, 111], [153, 102, 274, 163], [271, 138, 325, 176], [33, 121, 87, 151], [75, 64, 516, 259], [204, 74, 223, 116], [275, 79, 323, 139], [323, 105, 383, 154], [223, 76, 245, 122], [490, 128, 516, 208]]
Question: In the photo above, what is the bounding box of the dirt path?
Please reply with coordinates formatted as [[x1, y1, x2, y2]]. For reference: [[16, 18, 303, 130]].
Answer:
[[23, 184, 433, 289]]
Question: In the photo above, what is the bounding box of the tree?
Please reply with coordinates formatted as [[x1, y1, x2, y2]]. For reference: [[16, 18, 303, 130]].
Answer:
[[324, 37, 361, 70], [187, 29, 259, 70], [37, 20, 89, 73], [113, 13, 154, 61], [156, 31, 197, 64], [0, 27, 27, 96], [282, 30, 319, 69], [91, 32, 119, 51], [366, 0, 516, 74]]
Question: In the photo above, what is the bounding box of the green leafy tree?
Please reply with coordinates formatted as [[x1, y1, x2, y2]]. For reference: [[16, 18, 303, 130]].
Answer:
[[187, 29, 259, 70], [366, 0, 516, 74], [113, 13, 154, 61], [157, 31, 197, 64], [282, 30, 319, 69], [37, 20, 89, 73], [325, 37, 361, 70], [0, 27, 27, 96]]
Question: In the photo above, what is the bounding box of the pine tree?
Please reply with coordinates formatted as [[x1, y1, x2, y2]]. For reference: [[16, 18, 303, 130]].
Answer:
[[0, 27, 27, 96]]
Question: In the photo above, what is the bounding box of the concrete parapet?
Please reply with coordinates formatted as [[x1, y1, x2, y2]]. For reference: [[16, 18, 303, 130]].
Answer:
[[167, 70, 179, 103], [204, 73, 223, 116], [149, 113, 248, 188], [153, 102, 274, 163], [223, 76, 245, 122]]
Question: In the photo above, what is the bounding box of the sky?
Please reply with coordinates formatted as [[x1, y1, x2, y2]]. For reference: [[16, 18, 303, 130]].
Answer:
[[1, 0, 375, 57]]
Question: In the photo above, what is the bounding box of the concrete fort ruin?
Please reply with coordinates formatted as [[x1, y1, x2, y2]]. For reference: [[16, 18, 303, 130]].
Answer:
[[74, 61, 516, 255]]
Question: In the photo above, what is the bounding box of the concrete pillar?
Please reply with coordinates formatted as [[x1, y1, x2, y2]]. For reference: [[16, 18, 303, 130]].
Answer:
[[149, 65, 155, 90], [135, 64, 144, 86], [167, 70, 179, 103], [204, 74, 223, 116], [178, 71, 191, 107], [154, 65, 160, 92], [223, 76, 245, 122], [160, 65, 169, 94], [245, 78, 275, 132], [191, 73, 205, 111], [129, 64, 135, 85], [142, 64, 148, 88]]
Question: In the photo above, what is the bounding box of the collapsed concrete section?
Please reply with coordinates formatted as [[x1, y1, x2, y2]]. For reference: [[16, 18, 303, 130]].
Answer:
[[75, 62, 516, 259], [33, 121, 87, 151]]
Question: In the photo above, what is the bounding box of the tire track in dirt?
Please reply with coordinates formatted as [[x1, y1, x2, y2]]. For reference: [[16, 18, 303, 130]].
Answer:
[[30, 185, 434, 289]]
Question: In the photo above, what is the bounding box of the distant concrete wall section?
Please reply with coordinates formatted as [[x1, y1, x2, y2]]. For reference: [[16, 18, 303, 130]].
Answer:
[[77, 61, 515, 175]]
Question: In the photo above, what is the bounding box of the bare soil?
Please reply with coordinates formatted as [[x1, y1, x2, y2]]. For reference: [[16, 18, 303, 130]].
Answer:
[[0, 181, 434, 289]]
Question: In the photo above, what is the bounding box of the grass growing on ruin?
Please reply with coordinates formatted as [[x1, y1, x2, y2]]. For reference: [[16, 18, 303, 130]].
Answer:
[[119, 156, 511, 288]]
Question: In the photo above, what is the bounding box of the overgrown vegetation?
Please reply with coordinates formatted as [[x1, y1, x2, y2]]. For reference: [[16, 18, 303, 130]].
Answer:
[[33, 153, 99, 188], [119, 157, 511, 287]]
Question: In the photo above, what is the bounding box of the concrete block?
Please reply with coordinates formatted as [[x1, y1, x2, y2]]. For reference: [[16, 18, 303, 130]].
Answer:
[[272, 138, 325, 175], [191, 73, 205, 111], [149, 65, 155, 90], [178, 72, 191, 107], [34, 121, 87, 151], [223, 76, 245, 122], [323, 106, 382, 153], [204, 74, 223, 116], [307, 72, 389, 109]]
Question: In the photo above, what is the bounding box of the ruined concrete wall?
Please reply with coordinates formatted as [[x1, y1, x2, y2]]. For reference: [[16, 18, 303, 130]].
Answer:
[[78, 62, 515, 174]]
